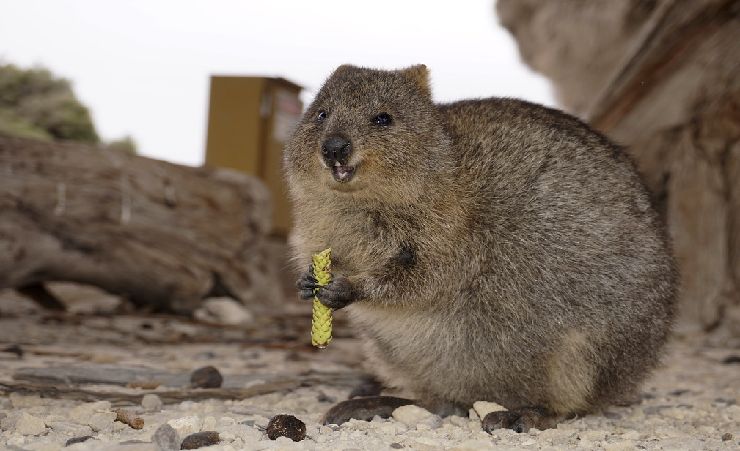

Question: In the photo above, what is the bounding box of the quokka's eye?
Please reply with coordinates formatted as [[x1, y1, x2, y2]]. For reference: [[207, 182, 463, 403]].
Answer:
[[317, 110, 328, 122], [373, 112, 393, 126]]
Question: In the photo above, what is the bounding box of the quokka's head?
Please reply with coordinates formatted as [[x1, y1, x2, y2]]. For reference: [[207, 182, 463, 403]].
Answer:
[[284, 64, 451, 204]]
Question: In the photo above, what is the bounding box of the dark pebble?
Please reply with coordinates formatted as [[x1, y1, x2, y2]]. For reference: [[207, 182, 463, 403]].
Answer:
[[390, 443, 404, 449], [266, 414, 306, 442], [643, 405, 671, 415], [722, 355, 740, 364], [713, 397, 736, 406], [65, 435, 93, 446], [482, 410, 521, 433], [669, 389, 690, 396], [1, 344, 23, 358], [317, 391, 336, 403], [190, 366, 223, 388], [180, 431, 220, 449], [722, 432, 733, 441]]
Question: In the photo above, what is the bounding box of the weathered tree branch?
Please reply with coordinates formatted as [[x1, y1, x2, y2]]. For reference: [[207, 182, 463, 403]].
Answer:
[[0, 135, 281, 313]]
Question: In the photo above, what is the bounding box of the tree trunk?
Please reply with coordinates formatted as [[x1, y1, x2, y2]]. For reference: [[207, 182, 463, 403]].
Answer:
[[498, 0, 740, 334], [0, 135, 280, 313]]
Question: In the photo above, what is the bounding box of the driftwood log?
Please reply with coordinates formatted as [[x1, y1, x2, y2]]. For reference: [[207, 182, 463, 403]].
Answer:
[[498, 0, 740, 335], [0, 135, 281, 313]]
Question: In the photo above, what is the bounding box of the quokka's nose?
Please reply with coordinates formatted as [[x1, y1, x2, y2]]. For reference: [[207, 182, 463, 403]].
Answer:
[[322, 135, 352, 165]]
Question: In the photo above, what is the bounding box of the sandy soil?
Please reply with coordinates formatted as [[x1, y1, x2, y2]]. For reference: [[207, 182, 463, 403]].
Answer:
[[0, 289, 738, 450]]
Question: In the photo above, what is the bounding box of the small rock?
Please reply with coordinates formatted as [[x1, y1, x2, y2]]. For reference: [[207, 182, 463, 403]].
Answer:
[[722, 432, 733, 441], [202, 416, 217, 431], [152, 423, 181, 451], [668, 388, 690, 396], [721, 355, 740, 364], [390, 443, 403, 449], [444, 415, 469, 428], [194, 297, 253, 326], [88, 412, 118, 432], [713, 397, 736, 406], [317, 391, 336, 403], [391, 405, 441, 429], [180, 431, 220, 449], [468, 408, 479, 420], [15, 412, 47, 436], [190, 366, 223, 388], [1, 344, 23, 358], [168, 416, 202, 437], [48, 421, 93, 437], [65, 435, 93, 446], [142, 394, 163, 412], [266, 414, 306, 442], [113, 420, 129, 433], [274, 436, 294, 445], [70, 401, 113, 424], [473, 401, 507, 419]]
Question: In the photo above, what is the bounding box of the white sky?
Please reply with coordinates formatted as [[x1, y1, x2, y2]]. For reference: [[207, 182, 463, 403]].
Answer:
[[0, 0, 554, 167]]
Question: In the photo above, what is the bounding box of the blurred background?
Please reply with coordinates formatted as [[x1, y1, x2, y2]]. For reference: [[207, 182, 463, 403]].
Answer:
[[0, 0, 738, 448], [0, 0, 553, 166]]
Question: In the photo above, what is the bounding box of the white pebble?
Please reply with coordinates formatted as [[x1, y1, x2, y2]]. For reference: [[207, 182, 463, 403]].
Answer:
[[15, 412, 47, 436], [167, 416, 202, 436], [391, 405, 441, 429], [88, 412, 117, 432], [141, 394, 163, 412], [194, 297, 254, 325], [69, 401, 112, 424], [468, 408, 479, 420]]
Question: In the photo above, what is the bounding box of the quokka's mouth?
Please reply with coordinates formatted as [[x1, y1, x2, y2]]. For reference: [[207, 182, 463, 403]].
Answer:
[[331, 162, 356, 183]]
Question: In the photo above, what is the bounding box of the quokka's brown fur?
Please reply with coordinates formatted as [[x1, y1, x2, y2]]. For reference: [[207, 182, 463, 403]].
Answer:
[[284, 65, 677, 416]]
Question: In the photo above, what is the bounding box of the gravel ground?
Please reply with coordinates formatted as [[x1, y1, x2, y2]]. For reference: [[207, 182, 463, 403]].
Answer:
[[0, 291, 738, 450]]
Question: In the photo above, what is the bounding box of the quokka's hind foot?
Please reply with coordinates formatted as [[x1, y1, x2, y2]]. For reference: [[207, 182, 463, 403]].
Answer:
[[482, 406, 559, 433]]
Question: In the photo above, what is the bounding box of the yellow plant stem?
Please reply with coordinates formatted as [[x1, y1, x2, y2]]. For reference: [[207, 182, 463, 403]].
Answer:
[[311, 248, 333, 348]]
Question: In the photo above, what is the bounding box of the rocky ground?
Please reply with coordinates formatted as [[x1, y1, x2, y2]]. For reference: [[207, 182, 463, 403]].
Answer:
[[0, 287, 738, 450]]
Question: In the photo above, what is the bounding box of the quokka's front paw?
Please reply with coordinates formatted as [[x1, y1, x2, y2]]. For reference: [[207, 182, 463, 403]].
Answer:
[[296, 267, 357, 310]]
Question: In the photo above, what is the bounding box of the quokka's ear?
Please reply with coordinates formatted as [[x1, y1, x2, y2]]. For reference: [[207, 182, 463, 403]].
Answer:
[[331, 64, 357, 76], [401, 64, 431, 96]]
